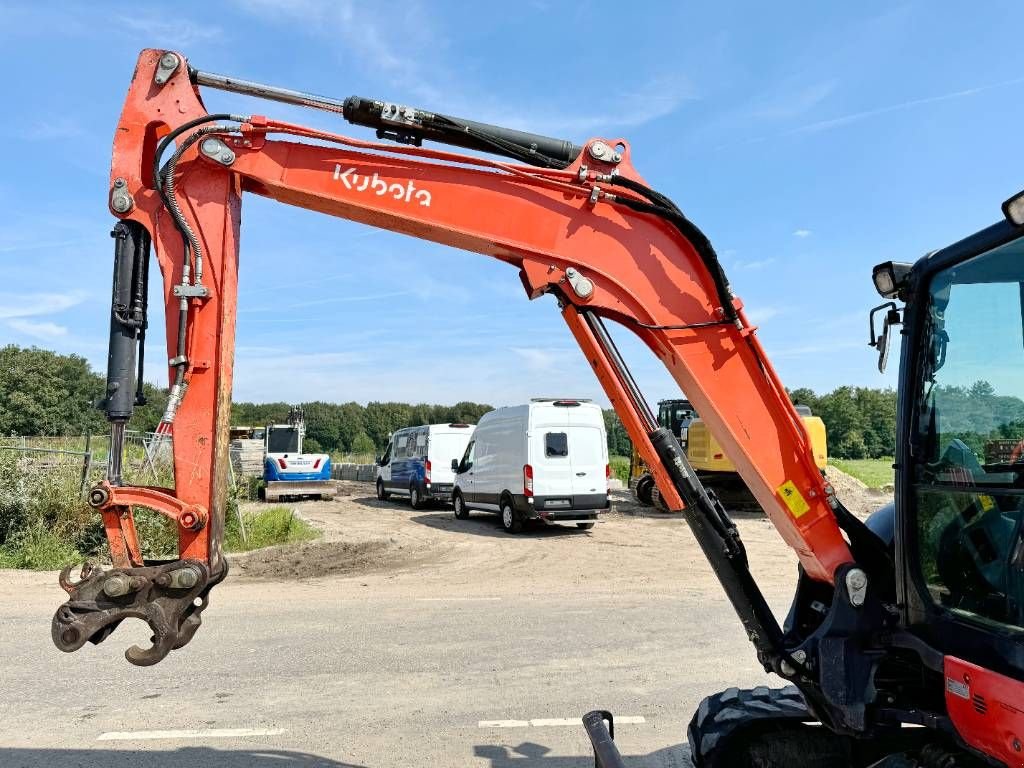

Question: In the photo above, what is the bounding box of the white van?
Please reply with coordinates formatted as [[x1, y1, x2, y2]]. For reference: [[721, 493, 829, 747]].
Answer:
[[450, 399, 609, 533], [376, 423, 476, 508]]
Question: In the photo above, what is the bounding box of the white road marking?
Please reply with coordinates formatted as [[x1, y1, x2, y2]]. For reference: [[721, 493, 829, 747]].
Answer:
[[416, 597, 502, 602], [478, 720, 530, 728], [97, 728, 285, 742], [478, 716, 645, 728]]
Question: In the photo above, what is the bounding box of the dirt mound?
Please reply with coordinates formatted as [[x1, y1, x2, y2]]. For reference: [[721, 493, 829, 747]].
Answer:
[[824, 465, 892, 518], [229, 540, 404, 580]]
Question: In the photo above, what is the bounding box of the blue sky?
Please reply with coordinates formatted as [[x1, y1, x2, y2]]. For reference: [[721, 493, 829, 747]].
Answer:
[[2, 2, 1023, 408]]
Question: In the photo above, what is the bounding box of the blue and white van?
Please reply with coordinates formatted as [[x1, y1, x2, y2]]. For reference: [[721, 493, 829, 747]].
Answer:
[[375, 423, 476, 508]]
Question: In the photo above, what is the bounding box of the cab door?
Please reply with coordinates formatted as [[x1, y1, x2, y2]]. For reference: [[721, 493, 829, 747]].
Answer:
[[457, 440, 475, 503], [378, 440, 393, 486]]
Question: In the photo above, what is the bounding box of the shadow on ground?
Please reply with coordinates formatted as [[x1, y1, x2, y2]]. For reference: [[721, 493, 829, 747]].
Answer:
[[0, 747, 367, 768], [410, 511, 594, 539], [475, 741, 691, 767]]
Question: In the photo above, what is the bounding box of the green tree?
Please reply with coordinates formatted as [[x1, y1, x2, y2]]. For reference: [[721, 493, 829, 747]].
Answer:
[[603, 409, 631, 456], [350, 431, 376, 455], [0, 346, 105, 435], [363, 401, 413, 450]]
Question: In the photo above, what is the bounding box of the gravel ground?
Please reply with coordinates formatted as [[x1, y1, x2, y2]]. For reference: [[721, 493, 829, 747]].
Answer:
[[0, 469, 893, 767]]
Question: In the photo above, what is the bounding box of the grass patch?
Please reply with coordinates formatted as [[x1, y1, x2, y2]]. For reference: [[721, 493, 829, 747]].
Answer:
[[610, 455, 631, 484], [830, 458, 894, 489], [0, 524, 82, 569], [225, 505, 320, 553]]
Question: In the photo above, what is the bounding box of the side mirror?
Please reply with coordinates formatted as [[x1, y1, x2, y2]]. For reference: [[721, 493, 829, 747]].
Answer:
[[376, 456, 383, 466], [869, 302, 902, 373], [451, 458, 460, 472]]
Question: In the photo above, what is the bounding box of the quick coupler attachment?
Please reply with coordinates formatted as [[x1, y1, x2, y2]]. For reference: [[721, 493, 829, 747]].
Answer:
[[52, 560, 225, 666]]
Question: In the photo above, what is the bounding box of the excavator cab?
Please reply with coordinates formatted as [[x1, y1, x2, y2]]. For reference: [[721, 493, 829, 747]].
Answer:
[[894, 206, 1024, 647]]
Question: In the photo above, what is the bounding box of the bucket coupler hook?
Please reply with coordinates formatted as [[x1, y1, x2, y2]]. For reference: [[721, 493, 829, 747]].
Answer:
[[52, 560, 225, 666]]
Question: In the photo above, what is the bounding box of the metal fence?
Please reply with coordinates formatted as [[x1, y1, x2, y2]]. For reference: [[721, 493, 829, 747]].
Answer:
[[0, 431, 173, 497]]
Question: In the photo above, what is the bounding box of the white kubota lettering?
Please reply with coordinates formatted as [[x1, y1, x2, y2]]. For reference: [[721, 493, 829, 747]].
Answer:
[[333, 165, 432, 207]]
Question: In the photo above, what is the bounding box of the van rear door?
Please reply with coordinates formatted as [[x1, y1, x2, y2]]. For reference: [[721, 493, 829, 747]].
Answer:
[[532, 424, 575, 499], [566, 408, 607, 498], [427, 425, 474, 488]]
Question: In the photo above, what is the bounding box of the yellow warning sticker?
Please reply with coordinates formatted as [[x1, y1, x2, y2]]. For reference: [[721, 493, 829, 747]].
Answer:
[[978, 495, 995, 513], [777, 481, 810, 518]]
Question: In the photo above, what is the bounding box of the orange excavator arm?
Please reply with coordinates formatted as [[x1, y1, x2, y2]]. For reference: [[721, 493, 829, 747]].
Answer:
[[54, 50, 868, 677]]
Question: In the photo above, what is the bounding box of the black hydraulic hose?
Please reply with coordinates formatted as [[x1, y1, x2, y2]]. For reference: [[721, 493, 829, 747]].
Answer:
[[149, 113, 245, 411], [160, 124, 238, 284], [608, 189, 736, 323], [152, 113, 240, 196], [603, 174, 683, 215]]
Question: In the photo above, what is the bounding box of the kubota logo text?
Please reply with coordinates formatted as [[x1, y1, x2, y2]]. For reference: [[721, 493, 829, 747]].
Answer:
[[333, 165, 432, 207]]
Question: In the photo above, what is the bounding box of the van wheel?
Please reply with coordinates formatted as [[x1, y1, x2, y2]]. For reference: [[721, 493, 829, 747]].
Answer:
[[376, 479, 390, 501], [577, 522, 595, 530], [410, 484, 423, 510], [453, 492, 469, 520], [501, 498, 523, 534]]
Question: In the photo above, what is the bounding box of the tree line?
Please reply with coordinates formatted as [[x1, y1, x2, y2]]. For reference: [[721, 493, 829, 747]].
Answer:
[[0, 344, 929, 461]]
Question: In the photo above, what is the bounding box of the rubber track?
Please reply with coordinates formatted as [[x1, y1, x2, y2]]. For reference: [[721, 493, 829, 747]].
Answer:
[[687, 685, 811, 767]]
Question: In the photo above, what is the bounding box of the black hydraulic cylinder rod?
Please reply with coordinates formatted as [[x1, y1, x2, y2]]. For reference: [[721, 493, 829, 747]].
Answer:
[[649, 427, 785, 666], [341, 96, 582, 167], [190, 68, 581, 168], [104, 221, 148, 422]]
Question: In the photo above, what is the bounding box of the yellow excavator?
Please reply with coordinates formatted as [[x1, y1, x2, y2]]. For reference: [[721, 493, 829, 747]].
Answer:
[[630, 399, 828, 511]]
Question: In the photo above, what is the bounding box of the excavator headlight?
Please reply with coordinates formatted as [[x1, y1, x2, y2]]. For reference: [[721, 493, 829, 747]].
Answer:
[[1002, 189, 1024, 226], [871, 261, 912, 299]]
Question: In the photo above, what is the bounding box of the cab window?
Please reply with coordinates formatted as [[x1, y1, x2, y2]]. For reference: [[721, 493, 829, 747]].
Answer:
[[460, 440, 475, 471], [912, 237, 1024, 630]]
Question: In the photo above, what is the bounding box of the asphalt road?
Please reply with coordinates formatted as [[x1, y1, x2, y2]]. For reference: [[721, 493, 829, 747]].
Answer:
[[0, 494, 799, 767]]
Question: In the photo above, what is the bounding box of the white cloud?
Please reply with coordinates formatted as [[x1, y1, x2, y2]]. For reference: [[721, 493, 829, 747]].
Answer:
[[769, 340, 862, 358], [112, 13, 224, 48], [793, 229, 812, 238], [752, 80, 837, 121], [0, 292, 84, 320], [16, 117, 83, 142], [745, 306, 780, 324], [510, 347, 558, 373], [7, 319, 68, 340], [234, 0, 695, 137], [791, 76, 1024, 136], [731, 257, 776, 270]]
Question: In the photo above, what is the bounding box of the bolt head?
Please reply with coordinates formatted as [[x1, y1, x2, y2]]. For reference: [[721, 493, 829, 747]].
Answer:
[[201, 138, 222, 155], [103, 574, 132, 597], [111, 195, 132, 213], [160, 53, 179, 68], [113, 177, 126, 188], [88, 487, 110, 507]]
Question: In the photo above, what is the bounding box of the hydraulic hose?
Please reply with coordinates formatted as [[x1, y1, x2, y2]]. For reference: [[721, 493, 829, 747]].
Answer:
[[604, 179, 736, 324]]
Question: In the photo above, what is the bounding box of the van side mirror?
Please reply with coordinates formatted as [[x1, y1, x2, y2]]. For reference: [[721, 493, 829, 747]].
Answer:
[[451, 458, 460, 472], [376, 456, 383, 466]]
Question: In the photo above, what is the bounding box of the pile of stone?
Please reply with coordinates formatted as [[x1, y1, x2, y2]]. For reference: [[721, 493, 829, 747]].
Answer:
[[230, 438, 265, 476]]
